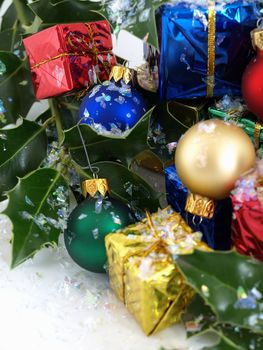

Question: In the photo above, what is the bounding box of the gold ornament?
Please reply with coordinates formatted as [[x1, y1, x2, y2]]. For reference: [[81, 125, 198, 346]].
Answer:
[[175, 119, 256, 217]]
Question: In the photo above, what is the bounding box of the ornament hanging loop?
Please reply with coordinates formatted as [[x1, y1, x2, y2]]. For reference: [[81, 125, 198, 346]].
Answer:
[[192, 215, 203, 226], [76, 119, 100, 177], [257, 17, 263, 29]]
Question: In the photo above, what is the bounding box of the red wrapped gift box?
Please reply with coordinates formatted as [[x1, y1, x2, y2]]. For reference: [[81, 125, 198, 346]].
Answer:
[[23, 21, 116, 99]]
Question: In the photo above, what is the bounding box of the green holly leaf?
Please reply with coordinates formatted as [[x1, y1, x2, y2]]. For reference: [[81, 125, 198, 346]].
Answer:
[[182, 294, 216, 337], [57, 96, 80, 130], [134, 149, 165, 173], [29, 0, 102, 27], [1, 1, 34, 31], [3, 168, 69, 268], [24, 15, 43, 35], [0, 27, 22, 52], [202, 327, 263, 350], [1, 3, 19, 31], [74, 160, 160, 212], [98, 0, 169, 48], [176, 250, 263, 333], [0, 51, 35, 126], [35, 109, 52, 124], [0, 119, 48, 195], [64, 107, 154, 168]]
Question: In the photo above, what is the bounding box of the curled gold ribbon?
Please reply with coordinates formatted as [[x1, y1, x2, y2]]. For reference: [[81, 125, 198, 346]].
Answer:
[[207, 1, 216, 97]]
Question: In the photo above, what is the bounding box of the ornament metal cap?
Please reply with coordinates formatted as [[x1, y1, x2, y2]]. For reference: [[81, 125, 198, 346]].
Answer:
[[185, 192, 216, 219], [82, 178, 109, 198], [109, 66, 133, 84], [251, 27, 263, 51]]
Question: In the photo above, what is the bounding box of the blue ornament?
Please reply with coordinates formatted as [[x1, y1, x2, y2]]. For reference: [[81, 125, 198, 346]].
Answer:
[[79, 78, 148, 133]]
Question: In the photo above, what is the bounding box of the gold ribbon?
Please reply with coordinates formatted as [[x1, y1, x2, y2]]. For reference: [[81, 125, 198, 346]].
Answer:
[[120, 209, 210, 335], [106, 207, 211, 335], [32, 23, 112, 72], [254, 122, 262, 150], [207, 1, 216, 97], [125, 210, 209, 263]]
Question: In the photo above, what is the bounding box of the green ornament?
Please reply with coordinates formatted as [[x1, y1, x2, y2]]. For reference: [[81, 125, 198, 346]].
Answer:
[[64, 194, 136, 273]]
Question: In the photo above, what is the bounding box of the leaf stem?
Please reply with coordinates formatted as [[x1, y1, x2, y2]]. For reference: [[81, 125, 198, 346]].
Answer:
[[13, 0, 30, 27], [49, 99, 64, 145], [70, 160, 92, 180]]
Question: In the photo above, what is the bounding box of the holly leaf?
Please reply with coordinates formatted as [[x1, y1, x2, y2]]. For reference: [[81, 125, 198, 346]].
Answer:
[[57, 96, 80, 130], [0, 119, 48, 195], [64, 107, 153, 168], [1, 1, 34, 31], [202, 327, 263, 350], [98, 0, 169, 48], [1, 3, 19, 31], [182, 294, 216, 337], [134, 149, 165, 173], [0, 119, 47, 193], [176, 250, 263, 333], [35, 109, 52, 124], [3, 168, 69, 268], [0, 27, 22, 52], [29, 0, 102, 27], [75, 160, 160, 212], [0, 51, 35, 126]]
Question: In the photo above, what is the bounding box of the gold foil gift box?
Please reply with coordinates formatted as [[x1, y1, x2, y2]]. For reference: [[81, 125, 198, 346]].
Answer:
[[105, 207, 210, 335]]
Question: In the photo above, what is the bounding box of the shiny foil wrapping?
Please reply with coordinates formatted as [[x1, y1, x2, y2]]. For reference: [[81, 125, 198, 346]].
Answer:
[[23, 21, 116, 99], [231, 164, 263, 261], [158, 1, 259, 100], [208, 106, 263, 151], [105, 207, 210, 335], [165, 165, 232, 250], [231, 198, 263, 261]]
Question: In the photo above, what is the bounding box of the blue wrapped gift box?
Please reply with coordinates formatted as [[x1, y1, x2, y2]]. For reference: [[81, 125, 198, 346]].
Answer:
[[158, 1, 259, 100], [165, 165, 232, 250]]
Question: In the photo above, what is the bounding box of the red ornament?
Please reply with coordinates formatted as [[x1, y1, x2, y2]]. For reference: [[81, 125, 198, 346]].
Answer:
[[242, 27, 263, 122]]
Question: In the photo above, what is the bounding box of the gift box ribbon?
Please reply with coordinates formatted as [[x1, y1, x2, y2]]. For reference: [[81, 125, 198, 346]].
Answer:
[[208, 107, 263, 149], [207, 0, 216, 97], [32, 23, 112, 74]]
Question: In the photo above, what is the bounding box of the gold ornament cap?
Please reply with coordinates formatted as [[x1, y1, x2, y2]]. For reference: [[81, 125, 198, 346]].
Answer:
[[82, 178, 109, 198], [137, 63, 159, 92], [185, 192, 216, 219], [251, 27, 263, 51], [109, 66, 133, 84]]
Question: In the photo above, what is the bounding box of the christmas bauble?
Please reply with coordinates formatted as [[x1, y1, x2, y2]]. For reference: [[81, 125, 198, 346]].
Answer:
[[64, 195, 135, 273], [175, 119, 256, 201], [242, 27, 263, 122], [79, 68, 148, 133]]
